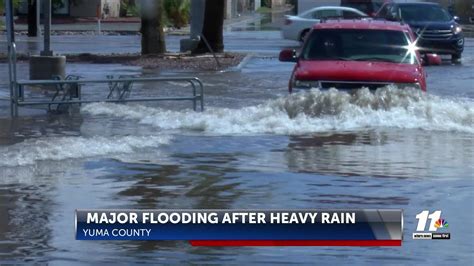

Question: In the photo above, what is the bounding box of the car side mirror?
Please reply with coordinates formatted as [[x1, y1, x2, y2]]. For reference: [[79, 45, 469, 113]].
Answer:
[[279, 49, 297, 62], [423, 54, 442, 66], [453, 16, 460, 23]]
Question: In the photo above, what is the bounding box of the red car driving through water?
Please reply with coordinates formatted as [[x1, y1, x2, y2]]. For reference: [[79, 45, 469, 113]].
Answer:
[[280, 19, 431, 93]]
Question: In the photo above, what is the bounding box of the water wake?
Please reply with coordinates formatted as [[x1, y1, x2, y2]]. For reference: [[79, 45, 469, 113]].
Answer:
[[82, 87, 474, 135], [0, 135, 171, 167]]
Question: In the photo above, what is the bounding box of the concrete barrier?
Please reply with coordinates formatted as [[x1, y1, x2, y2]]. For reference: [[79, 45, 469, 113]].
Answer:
[[29, 55, 66, 80]]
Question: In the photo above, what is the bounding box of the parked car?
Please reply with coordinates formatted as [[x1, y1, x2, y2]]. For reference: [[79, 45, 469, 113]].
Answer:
[[375, 2, 464, 62], [281, 6, 367, 42], [279, 19, 432, 93]]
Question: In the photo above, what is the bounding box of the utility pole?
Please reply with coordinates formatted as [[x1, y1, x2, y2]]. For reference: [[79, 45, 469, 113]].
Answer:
[[5, 0, 17, 116]]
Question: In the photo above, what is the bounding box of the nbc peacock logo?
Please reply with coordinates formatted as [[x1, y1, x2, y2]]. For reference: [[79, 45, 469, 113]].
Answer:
[[434, 218, 449, 229], [413, 211, 450, 240]]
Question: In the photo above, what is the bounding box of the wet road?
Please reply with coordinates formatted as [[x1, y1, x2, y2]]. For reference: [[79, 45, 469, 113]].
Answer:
[[0, 31, 297, 55], [3, 31, 474, 56], [0, 32, 473, 264]]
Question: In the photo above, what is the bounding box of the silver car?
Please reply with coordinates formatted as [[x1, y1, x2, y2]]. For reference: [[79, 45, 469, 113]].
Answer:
[[281, 6, 367, 42]]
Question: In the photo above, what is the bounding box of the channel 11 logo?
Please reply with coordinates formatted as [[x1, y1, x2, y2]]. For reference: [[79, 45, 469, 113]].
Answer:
[[412, 210, 450, 240]]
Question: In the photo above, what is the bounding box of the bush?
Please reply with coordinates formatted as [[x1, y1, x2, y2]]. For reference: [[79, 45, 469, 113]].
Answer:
[[122, 0, 190, 28], [0, 0, 21, 14], [262, 0, 272, 8], [120, 0, 139, 17], [163, 0, 190, 28]]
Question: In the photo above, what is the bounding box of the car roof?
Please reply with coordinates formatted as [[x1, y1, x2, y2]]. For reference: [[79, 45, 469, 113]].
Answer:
[[313, 19, 411, 31], [299, 6, 367, 17]]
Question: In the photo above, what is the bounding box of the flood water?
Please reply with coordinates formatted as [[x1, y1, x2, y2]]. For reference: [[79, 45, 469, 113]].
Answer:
[[0, 54, 473, 264]]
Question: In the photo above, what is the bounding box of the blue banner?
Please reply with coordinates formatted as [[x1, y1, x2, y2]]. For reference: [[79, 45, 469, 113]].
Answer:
[[75, 209, 402, 241]]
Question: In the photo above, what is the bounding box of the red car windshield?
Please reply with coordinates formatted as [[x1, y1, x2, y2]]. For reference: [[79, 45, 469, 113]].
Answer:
[[301, 29, 417, 64]]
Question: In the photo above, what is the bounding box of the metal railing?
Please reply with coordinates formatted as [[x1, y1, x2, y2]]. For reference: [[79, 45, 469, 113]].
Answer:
[[4, 0, 204, 117], [11, 76, 204, 116]]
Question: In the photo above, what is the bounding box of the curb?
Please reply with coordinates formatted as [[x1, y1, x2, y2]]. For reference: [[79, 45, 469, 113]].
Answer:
[[222, 53, 254, 72], [235, 53, 255, 70], [464, 32, 474, 38]]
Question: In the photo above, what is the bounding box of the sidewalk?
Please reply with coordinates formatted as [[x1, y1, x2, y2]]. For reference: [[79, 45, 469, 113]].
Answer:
[[463, 24, 474, 37], [12, 16, 174, 34], [8, 12, 267, 35]]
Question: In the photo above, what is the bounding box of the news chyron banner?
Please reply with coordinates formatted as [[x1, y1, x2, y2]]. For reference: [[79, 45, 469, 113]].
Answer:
[[76, 209, 402, 246]]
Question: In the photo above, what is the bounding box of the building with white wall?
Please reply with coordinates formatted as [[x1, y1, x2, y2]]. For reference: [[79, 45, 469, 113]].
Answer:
[[18, 0, 121, 18]]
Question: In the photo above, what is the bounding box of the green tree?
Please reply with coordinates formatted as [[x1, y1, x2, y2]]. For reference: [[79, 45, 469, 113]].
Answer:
[[120, 0, 137, 17], [0, 0, 21, 14], [454, 0, 472, 23], [163, 0, 190, 28]]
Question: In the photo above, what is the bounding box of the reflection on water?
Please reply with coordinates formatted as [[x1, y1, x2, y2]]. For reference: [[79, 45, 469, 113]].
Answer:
[[0, 114, 83, 145], [0, 185, 55, 263], [116, 157, 242, 210], [285, 131, 474, 179], [0, 127, 473, 263]]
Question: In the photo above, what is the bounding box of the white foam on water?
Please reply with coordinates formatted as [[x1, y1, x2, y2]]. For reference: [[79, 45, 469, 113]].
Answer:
[[0, 135, 171, 167], [82, 87, 474, 135]]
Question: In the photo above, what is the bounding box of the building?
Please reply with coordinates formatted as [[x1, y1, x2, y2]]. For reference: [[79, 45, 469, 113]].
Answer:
[[297, 0, 428, 14], [224, 0, 263, 19], [18, 0, 121, 18]]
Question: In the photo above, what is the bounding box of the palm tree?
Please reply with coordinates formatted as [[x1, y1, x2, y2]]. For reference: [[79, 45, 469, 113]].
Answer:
[[27, 0, 38, 37], [193, 0, 224, 54], [140, 0, 166, 54]]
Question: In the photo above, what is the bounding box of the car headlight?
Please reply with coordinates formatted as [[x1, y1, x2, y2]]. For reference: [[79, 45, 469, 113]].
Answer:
[[394, 82, 421, 90], [293, 80, 321, 89], [453, 25, 462, 34]]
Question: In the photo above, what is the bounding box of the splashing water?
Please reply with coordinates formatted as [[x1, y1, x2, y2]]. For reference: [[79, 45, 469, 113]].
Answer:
[[82, 87, 474, 135], [0, 135, 171, 167]]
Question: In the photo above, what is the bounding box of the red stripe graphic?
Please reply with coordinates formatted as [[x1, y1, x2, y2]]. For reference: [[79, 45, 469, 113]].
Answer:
[[190, 240, 402, 247]]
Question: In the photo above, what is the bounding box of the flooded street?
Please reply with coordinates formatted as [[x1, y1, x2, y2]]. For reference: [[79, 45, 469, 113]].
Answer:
[[0, 34, 474, 264]]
